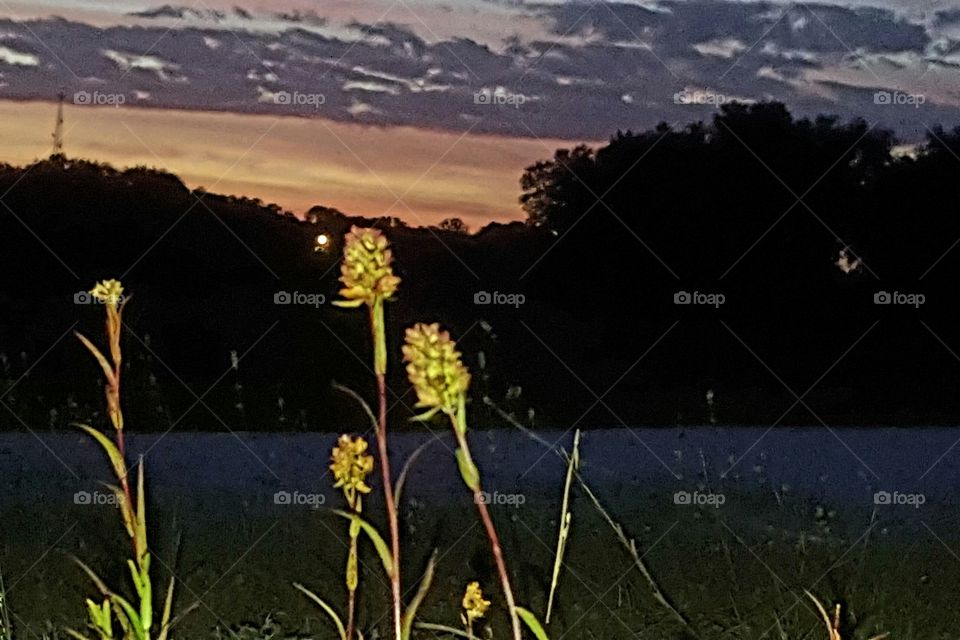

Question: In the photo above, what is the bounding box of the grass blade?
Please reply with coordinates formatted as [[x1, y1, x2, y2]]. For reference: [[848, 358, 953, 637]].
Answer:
[[401, 550, 437, 640], [394, 438, 439, 507], [74, 425, 127, 484], [74, 332, 114, 386], [545, 429, 580, 623], [293, 583, 346, 640], [516, 607, 549, 640], [71, 557, 111, 596], [156, 574, 176, 640]]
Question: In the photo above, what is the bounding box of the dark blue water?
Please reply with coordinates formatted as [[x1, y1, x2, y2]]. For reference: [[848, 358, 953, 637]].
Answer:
[[1, 427, 956, 516]]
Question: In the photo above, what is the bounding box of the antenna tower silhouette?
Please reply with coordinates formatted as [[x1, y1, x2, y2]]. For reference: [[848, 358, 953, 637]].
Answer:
[[51, 91, 65, 156]]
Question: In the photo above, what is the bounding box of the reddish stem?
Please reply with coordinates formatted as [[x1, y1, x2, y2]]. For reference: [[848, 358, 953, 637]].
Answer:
[[346, 579, 357, 640], [376, 373, 403, 640], [110, 374, 137, 559], [472, 488, 523, 640]]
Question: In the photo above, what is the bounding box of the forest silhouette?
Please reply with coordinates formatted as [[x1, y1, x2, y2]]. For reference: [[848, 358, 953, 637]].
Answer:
[[2, 101, 960, 430]]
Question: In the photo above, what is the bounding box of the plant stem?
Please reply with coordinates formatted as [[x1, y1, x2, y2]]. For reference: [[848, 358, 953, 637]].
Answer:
[[473, 477, 523, 640], [346, 539, 357, 640], [376, 373, 403, 640], [546, 429, 580, 623], [346, 593, 356, 640], [109, 367, 137, 560], [454, 430, 523, 640], [369, 303, 402, 640], [377, 374, 403, 640]]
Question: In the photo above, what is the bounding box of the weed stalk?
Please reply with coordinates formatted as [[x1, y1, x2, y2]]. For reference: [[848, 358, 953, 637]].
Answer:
[[332, 227, 403, 640]]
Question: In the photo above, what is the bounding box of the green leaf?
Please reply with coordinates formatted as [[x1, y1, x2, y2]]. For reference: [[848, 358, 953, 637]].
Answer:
[[103, 484, 135, 538], [401, 550, 437, 640], [64, 627, 95, 640], [293, 583, 346, 640], [136, 557, 153, 633], [127, 560, 145, 598], [75, 425, 127, 484], [331, 510, 395, 577], [74, 332, 115, 386], [517, 607, 550, 640], [112, 602, 132, 638], [455, 448, 479, 491], [72, 557, 111, 596], [156, 573, 176, 640], [109, 594, 145, 640], [85, 598, 112, 640], [409, 407, 441, 422]]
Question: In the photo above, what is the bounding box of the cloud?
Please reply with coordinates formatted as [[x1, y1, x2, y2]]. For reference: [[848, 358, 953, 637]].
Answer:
[[694, 38, 748, 59], [343, 80, 400, 94], [273, 11, 326, 27], [128, 5, 228, 21], [0, 44, 38, 66], [0, 0, 955, 142], [935, 8, 960, 26]]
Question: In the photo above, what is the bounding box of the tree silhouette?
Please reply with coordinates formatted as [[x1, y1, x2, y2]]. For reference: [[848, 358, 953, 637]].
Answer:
[[437, 217, 469, 233], [2, 103, 960, 429]]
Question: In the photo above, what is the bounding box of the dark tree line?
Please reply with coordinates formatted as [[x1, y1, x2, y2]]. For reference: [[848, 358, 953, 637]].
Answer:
[[2, 102, 960, 431], [517, 102, 960, 427]]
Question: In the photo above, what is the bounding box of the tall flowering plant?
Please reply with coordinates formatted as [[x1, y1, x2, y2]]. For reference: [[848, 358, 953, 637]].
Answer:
[[69, 280, 181, 640], [404, 323, 547, 640], [331, 227, 403, 640]]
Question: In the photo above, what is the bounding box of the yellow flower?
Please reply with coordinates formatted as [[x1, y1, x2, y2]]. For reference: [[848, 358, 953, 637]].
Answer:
[[90, 279, 124, 307], [78, 280, 127, 429], [330, 434, 374, 508], [461, 581, 490, 626], [334, 226, 401, 308], [402, 323, 471, 421]]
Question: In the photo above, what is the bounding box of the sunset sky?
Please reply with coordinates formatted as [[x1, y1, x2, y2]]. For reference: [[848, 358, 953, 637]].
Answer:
[[1, 0, 959, 225], [0, 100, 573, 226]]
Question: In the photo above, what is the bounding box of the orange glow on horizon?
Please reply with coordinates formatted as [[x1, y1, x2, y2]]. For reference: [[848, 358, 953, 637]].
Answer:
[[0, 100, 584, 228]]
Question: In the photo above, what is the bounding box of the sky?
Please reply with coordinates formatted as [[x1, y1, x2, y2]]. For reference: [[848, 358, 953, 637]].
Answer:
[[0, 99, 572, 223], [0, 0, 959, 225]]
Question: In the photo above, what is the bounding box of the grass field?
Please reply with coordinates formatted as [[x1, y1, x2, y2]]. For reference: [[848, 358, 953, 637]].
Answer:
[[1, 428, 956, 640]]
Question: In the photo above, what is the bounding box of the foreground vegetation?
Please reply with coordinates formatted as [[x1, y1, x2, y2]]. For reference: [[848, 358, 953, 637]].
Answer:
[[27, 229, 555, 640], [0, 225, 941, 639]]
